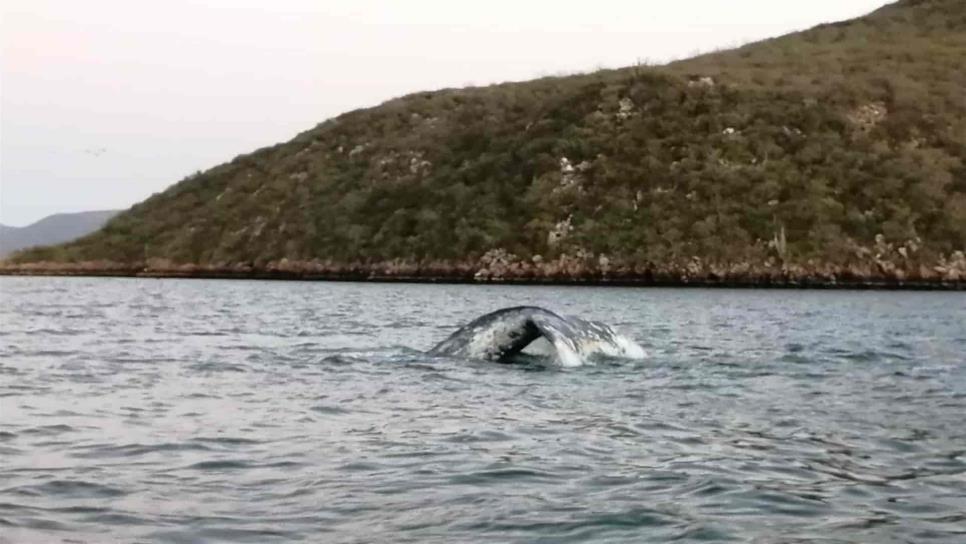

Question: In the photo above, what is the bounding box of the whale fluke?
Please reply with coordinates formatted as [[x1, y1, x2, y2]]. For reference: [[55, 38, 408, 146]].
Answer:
[[428, 306, 645, 367]]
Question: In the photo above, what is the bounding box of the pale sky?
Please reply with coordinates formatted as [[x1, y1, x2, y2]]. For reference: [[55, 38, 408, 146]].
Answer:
[[1, 0, 890, 226]]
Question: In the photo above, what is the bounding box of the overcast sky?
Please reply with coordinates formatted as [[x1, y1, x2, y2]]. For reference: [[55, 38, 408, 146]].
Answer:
[[1, 0, 890, 226]]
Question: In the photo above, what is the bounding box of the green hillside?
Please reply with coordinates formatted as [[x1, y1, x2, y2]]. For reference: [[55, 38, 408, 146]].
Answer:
[[8, 0, 966, 285]]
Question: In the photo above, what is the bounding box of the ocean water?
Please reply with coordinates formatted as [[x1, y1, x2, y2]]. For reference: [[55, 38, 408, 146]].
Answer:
[[0, 277, 964, 543]]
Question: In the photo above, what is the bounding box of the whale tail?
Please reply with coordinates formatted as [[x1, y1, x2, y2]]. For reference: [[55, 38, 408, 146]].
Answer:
[[429, 306, 645, 367]]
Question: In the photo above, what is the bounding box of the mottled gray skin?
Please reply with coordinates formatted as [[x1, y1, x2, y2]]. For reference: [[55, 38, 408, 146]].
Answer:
[[428, 306, 642, 365]]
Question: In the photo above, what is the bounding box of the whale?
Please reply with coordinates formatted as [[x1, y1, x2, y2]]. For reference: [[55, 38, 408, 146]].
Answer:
[[428, 306, 645, 367]]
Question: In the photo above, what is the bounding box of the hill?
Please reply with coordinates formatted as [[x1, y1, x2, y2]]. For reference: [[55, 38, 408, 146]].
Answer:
[[0, 210, 119, 258], [5, 0, 965, 286]]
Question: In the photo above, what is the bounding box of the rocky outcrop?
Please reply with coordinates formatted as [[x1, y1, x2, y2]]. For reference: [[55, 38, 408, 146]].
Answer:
[[3, 248, 963, 289]]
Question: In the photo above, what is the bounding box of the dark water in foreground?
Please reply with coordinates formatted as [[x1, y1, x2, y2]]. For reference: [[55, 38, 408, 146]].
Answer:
[[0, 277, 964, 543]]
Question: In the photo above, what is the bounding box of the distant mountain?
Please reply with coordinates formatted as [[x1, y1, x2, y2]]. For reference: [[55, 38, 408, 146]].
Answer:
[[6, 0, 966, 285], [0, 210, 120, 258]]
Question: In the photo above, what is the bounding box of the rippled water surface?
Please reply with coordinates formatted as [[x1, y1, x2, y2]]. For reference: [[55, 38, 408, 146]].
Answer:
[[1, 277, 965, 543]]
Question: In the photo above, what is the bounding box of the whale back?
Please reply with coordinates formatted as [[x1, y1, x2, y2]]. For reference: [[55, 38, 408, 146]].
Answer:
[[429, 306, 644, 367]]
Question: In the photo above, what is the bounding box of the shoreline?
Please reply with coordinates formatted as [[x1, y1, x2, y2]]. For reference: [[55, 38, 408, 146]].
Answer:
[[1, 264, 962, 290]]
